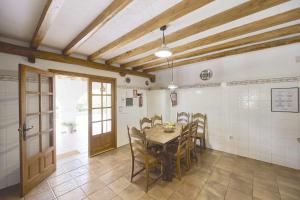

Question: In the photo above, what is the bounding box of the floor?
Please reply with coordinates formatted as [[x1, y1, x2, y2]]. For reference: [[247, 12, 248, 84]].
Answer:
[[1, 146, 300, 200]]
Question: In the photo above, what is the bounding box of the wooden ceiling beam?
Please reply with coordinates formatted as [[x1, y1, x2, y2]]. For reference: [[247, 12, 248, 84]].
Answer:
[[144, 35, 300, 72], [63, 0, 133, 56], [30, 0, 64, 49], [126, 8, 300, 69], [88, 0, 213, 61], [0, 41, 154, 79], [110, 0, 288, 65], [136, 24, 300, 70]]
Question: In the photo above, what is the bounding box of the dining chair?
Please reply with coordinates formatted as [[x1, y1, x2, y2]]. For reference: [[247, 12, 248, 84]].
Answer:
[[152, 114, 163, 126], [140, 117, 152, 131], [188, 121, 198, 167], [191, 113, 207, 149], [167, 124, 190, 180], [177, 112, 190, 125], [127, 126, 163, 192]]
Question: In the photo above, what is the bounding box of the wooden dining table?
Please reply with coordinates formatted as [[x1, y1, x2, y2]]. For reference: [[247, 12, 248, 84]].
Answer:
[[144, 123, 183, 181]]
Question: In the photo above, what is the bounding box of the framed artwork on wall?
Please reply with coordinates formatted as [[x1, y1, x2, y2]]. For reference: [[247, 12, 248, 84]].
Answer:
[[271, 87, 299, 113], [170, 91, 177, 107]]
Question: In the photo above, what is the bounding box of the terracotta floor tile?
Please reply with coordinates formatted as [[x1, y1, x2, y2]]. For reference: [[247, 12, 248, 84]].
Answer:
[[81, 178, 106, 195], [52, 179, 79, 197], [58, 187, 86, 200], [225, 188, 252, 200], [48, 173, 73, 187], [24, 190, 55, 200], [108, 177, 131, 194], [88, 186, 116, 200], [118, 184, 145, 200], [146, 184, 173, 200]]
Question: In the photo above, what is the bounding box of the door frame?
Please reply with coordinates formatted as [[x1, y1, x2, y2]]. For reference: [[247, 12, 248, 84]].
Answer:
[[49, 69, 117, 156]]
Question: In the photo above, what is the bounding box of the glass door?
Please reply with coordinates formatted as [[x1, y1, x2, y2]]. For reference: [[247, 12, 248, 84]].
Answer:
[[88, 78, 116, 156], [19, 64, 56, 196]]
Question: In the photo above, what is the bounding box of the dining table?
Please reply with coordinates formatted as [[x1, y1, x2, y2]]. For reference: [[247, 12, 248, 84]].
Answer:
[[144, 123, 183, 181]]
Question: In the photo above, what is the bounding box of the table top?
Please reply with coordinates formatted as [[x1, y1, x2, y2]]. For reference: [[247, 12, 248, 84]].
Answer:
[[144, 124, 183, 145]]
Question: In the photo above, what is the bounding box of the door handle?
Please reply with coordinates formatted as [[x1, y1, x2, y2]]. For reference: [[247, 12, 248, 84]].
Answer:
[[18, 124, 34, 141]]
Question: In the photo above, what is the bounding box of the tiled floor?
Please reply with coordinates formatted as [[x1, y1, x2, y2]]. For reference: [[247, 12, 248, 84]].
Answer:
[[1, 145, 300, 200]]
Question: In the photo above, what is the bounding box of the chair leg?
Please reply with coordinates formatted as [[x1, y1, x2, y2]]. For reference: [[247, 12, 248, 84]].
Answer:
[[145, 165, 149, 193], [131, 159, 134, 182], [176, 158, 181, 180], [203, 138, 206, 149]]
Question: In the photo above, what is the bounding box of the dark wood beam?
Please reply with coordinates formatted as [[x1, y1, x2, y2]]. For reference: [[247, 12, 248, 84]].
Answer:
[[30, 0, 64, 49], [126, 8, 300, 69], [137, 24, 300, 70], [88, 0, 213, 61], [63, 0, 133, 55], [144, 35, 300, 72], [110, 0, 288, 65], [0, 41, 154, 79]]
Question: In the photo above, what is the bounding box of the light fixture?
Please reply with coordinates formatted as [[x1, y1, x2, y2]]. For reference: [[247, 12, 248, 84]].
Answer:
[[155, 25, 172, 58], [167, 59, 178, 90]]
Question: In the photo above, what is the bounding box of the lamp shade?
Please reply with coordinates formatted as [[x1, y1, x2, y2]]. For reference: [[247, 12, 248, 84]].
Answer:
[[155, 46, 172, 58]]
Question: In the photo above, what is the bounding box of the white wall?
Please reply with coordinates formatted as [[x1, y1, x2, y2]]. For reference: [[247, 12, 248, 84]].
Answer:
[[147, 43, 300, 170], [0, 53, 150, 189]]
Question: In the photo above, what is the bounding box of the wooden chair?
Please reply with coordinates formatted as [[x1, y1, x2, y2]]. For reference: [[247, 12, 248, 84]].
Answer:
[[191, 113, 207, 148], [140, 117, 152, 131], [127, 126, 163, 192], [152, 115, 163, 126], [177, 112, 190, 125], [167, 124, 190, 180], [188, 121, 198, 167]]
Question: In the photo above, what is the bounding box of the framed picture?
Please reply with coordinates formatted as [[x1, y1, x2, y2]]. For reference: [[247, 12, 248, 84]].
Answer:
[[170, 91, 177, 107], [271, 87, 299, 113]]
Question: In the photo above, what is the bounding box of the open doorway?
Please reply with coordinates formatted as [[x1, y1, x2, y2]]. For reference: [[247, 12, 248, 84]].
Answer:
[[55, 75, 88, 159]]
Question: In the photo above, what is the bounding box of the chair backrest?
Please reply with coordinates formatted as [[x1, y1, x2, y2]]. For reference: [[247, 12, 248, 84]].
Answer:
[[191, 113, 207, 134], [152, 115, 163, 126], [140, 117, 152, 131], [177, 112, 190, 125], [127, 126, 147, 158], [190, 121, 198, 137], [177, 123, 191, 153]]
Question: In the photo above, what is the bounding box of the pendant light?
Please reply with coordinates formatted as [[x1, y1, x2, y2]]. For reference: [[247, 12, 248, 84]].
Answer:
[[167, 59, 177, 90], [155, 25, 172, 58]]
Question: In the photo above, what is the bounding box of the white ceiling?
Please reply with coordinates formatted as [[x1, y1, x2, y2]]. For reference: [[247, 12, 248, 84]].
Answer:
[[0, 0, 299, 66]]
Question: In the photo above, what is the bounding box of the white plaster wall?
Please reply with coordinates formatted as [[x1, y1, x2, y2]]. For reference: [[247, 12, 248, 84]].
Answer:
[[0, 53, 149, 189]]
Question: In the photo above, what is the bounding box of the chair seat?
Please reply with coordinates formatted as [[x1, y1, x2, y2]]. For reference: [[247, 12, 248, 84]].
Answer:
[[135, 153, 157, 165], [195, 133, 204, 138]]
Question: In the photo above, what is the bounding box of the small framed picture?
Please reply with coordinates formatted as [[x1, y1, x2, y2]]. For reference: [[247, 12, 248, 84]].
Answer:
[[133, 89, 138, 98], [170, 91, 177, 107], [271, 87, 299, 113]]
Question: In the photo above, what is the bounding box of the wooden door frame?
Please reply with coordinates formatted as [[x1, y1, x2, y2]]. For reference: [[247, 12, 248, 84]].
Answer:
[[48, 69, 117, 156]]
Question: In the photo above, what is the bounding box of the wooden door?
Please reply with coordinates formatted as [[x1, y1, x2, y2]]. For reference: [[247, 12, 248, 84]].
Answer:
[[19, 64, 56, 196], [88, 78, 116, 156]]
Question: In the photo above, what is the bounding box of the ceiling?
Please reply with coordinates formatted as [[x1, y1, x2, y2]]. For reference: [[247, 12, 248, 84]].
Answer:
[[0, 0, 299, 75]]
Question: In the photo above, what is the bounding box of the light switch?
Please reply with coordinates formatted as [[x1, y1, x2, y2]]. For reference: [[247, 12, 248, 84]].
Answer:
[[297, 138, 300, 144], [296, 56, 300, 63]]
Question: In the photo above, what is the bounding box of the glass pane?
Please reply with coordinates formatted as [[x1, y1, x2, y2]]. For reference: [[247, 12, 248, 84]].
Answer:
[[103, 96, 111, 107], [41, 95, 51, 112], [26, 116, 39, 137], [92, 96, 101, 108], [41, 114, 50, 131], [92, 109, 102, 121], [92, 82, 101, 94], [92, 122, 102, 135], [41, 76, 51, 93], [103, 83, 111, 95], [103, 120, 111, 133], [26, 72, 39, 92], [103, 108, 111, 120], [27, 135, 39, 157], [42, 132, 50, 151], [26, 94, 39, 113]]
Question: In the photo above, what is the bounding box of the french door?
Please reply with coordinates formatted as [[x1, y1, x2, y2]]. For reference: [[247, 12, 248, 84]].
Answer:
[[19, 64, 56, 196], [88, 78, 116, 156]]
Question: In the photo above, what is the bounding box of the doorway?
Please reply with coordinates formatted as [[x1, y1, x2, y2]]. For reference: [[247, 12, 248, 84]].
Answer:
[[55, 75, 88, 159]]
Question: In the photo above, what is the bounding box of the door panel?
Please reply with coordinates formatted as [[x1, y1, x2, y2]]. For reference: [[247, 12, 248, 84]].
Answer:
[[89, 78, 116, 156], [19, 64, 56, 196]]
